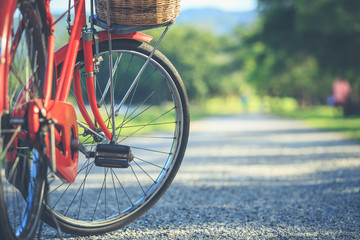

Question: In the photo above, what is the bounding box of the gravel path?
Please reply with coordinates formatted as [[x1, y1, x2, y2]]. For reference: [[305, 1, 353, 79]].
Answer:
[[42, 113, 360, 239]]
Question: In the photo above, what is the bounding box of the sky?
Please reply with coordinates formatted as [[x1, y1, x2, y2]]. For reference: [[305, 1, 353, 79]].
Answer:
[[181, 0, 256, 11], [51, 0, 257, 13]]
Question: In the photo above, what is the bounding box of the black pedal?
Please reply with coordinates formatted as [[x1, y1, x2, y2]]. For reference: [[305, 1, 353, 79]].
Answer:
[[94, 144, 134, 168]]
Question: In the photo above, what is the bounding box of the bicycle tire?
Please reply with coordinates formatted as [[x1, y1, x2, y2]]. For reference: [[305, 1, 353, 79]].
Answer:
[[0, 0, 48, 239], [42, 39, 190, 235]]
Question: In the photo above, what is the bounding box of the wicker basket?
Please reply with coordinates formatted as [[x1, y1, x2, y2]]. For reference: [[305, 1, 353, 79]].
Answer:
[[95, 0, 181, 26]]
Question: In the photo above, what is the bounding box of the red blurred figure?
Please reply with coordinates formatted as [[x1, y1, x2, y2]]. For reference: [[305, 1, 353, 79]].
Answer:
[[333, 78, 351, 107]]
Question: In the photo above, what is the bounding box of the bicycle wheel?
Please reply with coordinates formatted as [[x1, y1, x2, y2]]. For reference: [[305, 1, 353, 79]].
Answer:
[[0, 0, 48, 239], [42, 39, 190, 235]]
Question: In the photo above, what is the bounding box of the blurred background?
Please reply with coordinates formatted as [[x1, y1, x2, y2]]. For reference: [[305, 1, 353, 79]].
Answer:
[[51, 0, 360, 139]]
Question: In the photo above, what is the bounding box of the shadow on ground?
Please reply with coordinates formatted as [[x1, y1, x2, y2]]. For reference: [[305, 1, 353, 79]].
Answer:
[[41, 114, 360, 239]]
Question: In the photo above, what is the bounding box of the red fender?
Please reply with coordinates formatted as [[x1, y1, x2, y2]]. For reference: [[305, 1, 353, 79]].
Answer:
[[54, 31, 153, 69]]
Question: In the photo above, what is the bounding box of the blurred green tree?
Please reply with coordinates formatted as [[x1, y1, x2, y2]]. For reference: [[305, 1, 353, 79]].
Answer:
[[236, 0, 360, 104], [147, 26, 247, 101]]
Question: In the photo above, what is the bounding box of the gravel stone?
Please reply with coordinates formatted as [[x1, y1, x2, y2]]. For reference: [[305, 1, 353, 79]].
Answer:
[[40, 113, 360, 239]]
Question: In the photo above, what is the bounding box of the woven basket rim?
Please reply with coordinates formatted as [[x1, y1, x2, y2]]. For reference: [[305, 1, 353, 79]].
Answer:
[[95, 0, 181, 26]]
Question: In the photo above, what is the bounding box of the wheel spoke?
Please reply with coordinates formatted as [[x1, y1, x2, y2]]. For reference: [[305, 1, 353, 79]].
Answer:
[[125, 135, 176, 140], [116, 107, 176, 144], [1, 3, 48, 238], [91, 167, 109, 221], [98, 53, 122, 107], [9, 63, 26, 86], [10, 19, 25, 63], [130, 145, 171, 155], [0, 126, 21, 160], [129, 165, 146, 195], [48, 159, 93, 196], [132, 160, 156, 183], [116, 90, 173, 133], [134, 156, 165, 170], [110, 169, 121, 214], [111, 168, 134, 206], [64, 161, 95, 217], [118, 121, 177, 129], [117, 67, 158, 138], [44, 42, 188, 234], [117, 79, 168, 129]]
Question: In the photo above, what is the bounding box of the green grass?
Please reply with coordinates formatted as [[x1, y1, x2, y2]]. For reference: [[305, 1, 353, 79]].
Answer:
[[191, 95, 360, 142], [272, 104, 360, 142], [77, 104, 177, 143], [190, 95, 262, 120], [191, 96, 242, 120], [75, 96, 360, 143]]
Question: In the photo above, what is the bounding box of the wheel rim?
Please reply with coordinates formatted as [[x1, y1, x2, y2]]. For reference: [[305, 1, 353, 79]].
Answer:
[[46, 46, 186, 227], [0, 1, 46, 238]]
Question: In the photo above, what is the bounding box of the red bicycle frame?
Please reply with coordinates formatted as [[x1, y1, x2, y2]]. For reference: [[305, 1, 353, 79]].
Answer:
[[0, 0, 153, 183], [0, 2, 17, 113]]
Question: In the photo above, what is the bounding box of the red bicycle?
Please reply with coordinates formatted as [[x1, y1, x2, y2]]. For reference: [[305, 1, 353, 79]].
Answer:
[[0, 0, 189, 238]]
